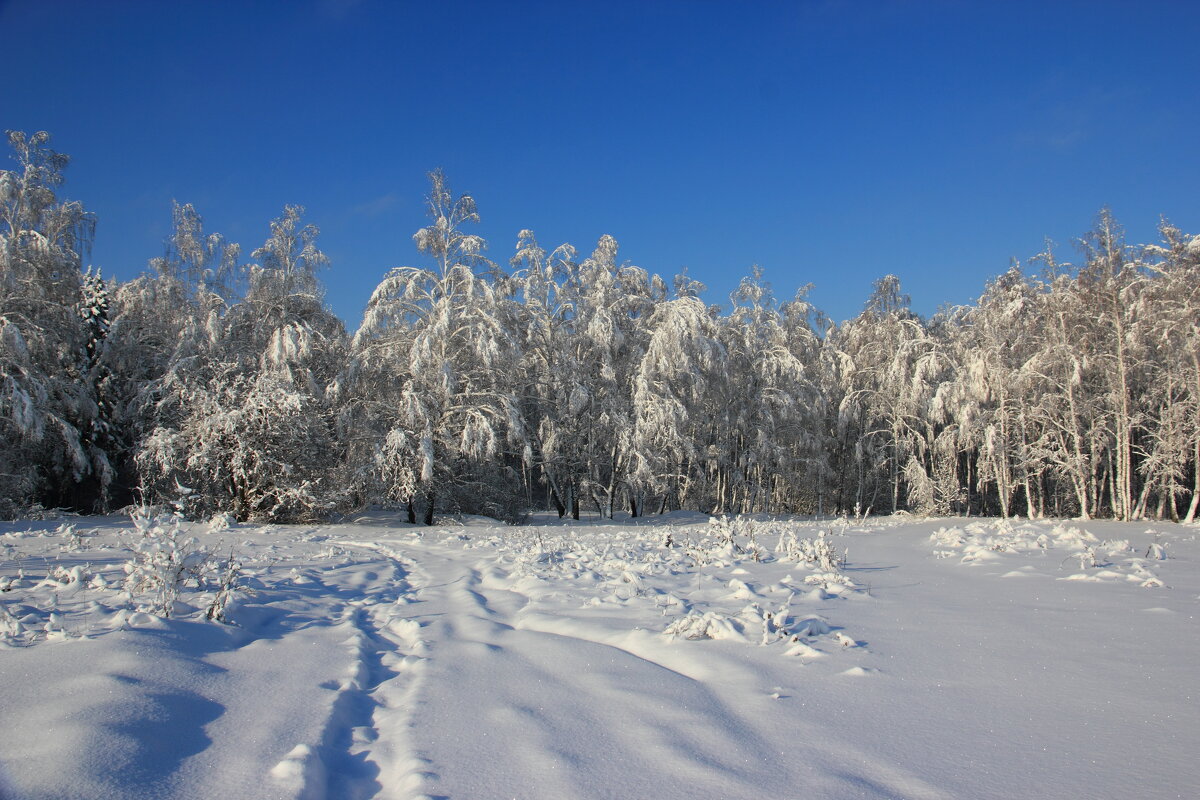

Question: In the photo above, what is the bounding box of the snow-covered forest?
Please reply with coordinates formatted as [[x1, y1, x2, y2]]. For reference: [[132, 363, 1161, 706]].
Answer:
[[4, 130, 1200, 525]]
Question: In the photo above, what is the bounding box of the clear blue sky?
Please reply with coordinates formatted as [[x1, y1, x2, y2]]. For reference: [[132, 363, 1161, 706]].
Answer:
[[2, 0, 1198, 325]]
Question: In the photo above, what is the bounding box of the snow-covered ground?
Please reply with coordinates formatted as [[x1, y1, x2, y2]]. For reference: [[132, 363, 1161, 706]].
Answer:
[[1, 511, 1197, 800]]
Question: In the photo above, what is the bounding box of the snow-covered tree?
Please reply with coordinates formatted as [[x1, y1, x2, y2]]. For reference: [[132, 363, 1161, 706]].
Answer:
[[1139, 221, 1200, 521], [1074, 210, 1153, 521], [565, 235, 665, 517], [705, 269, 826, 514], [349, 172, 525, 523], [833, 276, 948, 514], [0, 131, 99, 513], [956, 266, 1046, 517], [134, 205, 346, 521], [510, 229, 585, 517], [631, 295, 724, 513]]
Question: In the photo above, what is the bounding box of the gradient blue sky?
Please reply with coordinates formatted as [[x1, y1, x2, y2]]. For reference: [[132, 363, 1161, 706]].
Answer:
[[2, 0, 1198, 324]]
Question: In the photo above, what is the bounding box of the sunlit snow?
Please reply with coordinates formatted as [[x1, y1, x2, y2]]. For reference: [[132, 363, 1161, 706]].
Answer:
[[2, 511, 1196, 799]]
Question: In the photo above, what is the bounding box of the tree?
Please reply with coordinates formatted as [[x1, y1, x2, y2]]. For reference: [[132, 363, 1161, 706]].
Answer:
[[349, 171, 525, 523], [1141, 221, 1200, 521], [631, 295, 724, 513], [707, 269, 826, 514], [565, 235, 665, 517], [959, 266, 1045, 517], [833, 276, 946, 514], [0, 131, 99, 513], [134, 205, 346, 521], [1074, 210, 1151, 520], [510, 229, 585, 517]]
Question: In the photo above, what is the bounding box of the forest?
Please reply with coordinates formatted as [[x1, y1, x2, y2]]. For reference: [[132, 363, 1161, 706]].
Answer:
[[2, 130, 1198, 525]]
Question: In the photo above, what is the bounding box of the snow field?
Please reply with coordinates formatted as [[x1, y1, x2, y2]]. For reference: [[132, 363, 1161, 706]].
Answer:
[[1, 513, 1197, 799]]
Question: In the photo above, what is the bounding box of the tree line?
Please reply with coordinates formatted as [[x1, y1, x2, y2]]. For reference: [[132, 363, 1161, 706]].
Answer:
[[2, 131, 1198, 524]]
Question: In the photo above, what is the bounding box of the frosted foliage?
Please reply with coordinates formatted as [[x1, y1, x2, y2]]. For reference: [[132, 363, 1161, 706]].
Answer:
[[347, 171, 523, 520], [2, 130, 1199, 525], [146, 194, 1200, 522], [0, 131, 103, 513], [128, 203, 345, 522]]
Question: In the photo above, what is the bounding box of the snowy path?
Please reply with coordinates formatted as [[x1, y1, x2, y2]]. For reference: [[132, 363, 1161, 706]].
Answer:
[[393, 544, 816, 800], [1, 514, 1198, 799]]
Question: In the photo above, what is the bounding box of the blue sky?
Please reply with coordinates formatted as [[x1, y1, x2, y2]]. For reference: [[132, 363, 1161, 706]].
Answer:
[[2, 0, 1198, 325]]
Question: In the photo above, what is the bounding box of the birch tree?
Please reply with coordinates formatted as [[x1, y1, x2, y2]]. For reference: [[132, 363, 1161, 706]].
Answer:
[[566, 235, 664, 517], [631, 295, 724, 513], [1142, 221, 1200, 521], [135, 206, 345, 521], [350, 171, 525, 523], [510, 229, 585, 517]]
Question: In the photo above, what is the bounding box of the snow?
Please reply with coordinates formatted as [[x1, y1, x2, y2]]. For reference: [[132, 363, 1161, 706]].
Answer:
[[1, 512, 1198, 799]]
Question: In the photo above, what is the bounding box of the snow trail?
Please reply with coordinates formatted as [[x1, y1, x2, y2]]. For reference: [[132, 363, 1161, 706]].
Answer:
[[401, 541, 794, 799], [385, 528, 949, 800]]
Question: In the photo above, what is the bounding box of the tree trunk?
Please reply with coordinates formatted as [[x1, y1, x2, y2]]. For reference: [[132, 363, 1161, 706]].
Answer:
[[548, 483, 566, 518], [1185, 438, 1200, 524]]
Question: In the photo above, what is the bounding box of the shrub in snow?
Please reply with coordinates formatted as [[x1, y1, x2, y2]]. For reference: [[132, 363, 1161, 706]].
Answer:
[[205, 551, 250, 623], [1145, 538, 1167, 560], [663, 610, 744, 641], [929, 527, 966, 547], [777, 529, 844, 573], [208, 512, 237, 532], [123, 511, 212, 617], [56, 522, 90, 551], [707, 516, 768, 561], [1070, 547, 1100, 570], [0, 603, 25, 642], [40, 564, 88, 590], [758, 596, 794, 645], [833, 631, 857, 647], [803, 572, 857, 592]]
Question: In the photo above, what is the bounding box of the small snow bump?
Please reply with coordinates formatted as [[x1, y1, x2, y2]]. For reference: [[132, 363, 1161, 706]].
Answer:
[[840, 666, 875, 677]]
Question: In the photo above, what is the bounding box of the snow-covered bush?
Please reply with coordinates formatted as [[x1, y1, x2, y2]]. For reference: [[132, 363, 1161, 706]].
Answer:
[[123, 511, 212, 617], [777, 529, 843, 572], [687, 516, 770, 564], [803, 571, 857, 593], [40, 564, 88, 589], [0, 603, 25, 642], [208, 512, 237, 532], [758, 596, 794, 645], [59, 522, 90, 551], [205, 551, 250, 623], [663, 610, 743, 641]]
